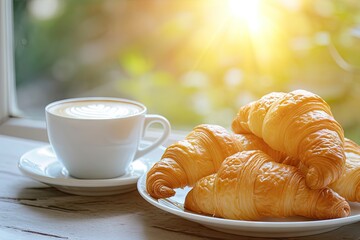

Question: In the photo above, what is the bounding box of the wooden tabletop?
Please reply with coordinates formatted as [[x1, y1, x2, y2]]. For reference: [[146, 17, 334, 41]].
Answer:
[[1, 134, 360, 240]]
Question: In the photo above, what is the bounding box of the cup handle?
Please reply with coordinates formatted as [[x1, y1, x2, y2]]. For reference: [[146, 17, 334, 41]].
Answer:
[[134, 114, 171, 159]]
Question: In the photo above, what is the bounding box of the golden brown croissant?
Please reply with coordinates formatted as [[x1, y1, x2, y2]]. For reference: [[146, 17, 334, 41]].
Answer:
[[246, 136, 360, 202], [146, 124, 287, 199], [276, 138, 360, 202], [231, 89, 345, 189], [328, 138, 360, 202], [184, 150, 350, 220]]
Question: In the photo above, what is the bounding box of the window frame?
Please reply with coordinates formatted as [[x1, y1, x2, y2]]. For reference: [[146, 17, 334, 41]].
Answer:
[[0, 0, 48, 141], [0, 0, 11, 124]]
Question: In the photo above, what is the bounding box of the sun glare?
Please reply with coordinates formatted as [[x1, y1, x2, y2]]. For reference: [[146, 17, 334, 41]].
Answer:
[[227, 0, 262, 34], [194, 0, 281, 73]]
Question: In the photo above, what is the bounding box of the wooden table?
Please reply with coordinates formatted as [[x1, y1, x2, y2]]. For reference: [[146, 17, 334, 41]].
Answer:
[[1, 134, 360, 240]]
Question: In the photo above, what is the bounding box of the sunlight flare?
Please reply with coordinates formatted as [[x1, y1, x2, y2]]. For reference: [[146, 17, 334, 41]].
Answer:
[[227, 0, 262, 33]]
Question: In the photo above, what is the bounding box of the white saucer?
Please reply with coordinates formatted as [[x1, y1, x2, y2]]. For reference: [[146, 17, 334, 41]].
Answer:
[[138, 174, 360, 238], [19, 143, 165, 196]]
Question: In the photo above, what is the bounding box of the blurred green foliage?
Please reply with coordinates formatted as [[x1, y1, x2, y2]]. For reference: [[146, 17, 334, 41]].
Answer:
[[13, 0, 360, 141]]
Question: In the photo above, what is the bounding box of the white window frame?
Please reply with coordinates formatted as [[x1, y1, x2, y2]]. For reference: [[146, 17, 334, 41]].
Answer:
[[0, 0, 49, 142], [0, 1, 184, 143], [0, 0, 12, 123]]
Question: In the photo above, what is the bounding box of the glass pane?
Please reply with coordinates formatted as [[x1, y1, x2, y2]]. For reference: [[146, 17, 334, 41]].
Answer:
[[13, 0, 360, 139]]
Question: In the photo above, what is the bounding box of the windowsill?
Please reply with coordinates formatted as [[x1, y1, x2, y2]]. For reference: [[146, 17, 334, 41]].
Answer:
[[0, 117, 186, 145], [0, 117, 48, 142]]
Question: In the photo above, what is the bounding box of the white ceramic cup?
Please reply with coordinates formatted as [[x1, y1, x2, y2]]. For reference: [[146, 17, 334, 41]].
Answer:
[[45, 97, 171, 179]]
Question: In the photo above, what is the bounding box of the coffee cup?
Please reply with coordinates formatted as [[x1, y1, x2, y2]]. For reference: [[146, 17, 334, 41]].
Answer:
[[45, 97, 171, 179]]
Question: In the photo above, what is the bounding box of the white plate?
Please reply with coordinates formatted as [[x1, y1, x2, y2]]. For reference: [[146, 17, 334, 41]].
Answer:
[[137, 174, 360, 238], [19, 143, 164, 196]]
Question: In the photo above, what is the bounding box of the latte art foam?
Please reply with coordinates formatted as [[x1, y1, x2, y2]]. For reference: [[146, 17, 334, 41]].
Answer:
[[64, 104, 137, 119], [49, 100, 143, 119]]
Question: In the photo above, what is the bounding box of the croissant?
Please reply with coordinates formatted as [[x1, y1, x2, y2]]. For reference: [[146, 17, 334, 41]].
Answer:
[[327, 138, 360, 202], [146, 124, 287, 199], [184, 150, 350, 220], [275, 138, 360, 202], [231, 89, 345, 189]]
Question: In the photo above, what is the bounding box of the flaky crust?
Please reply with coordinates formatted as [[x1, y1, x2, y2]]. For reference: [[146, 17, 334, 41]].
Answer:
[[184, 150, 350, 220], [329, 138, 360, 202], [232, 90, 345, 189], [275, 138, 360, 202], [146, 124, 287, 199]]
